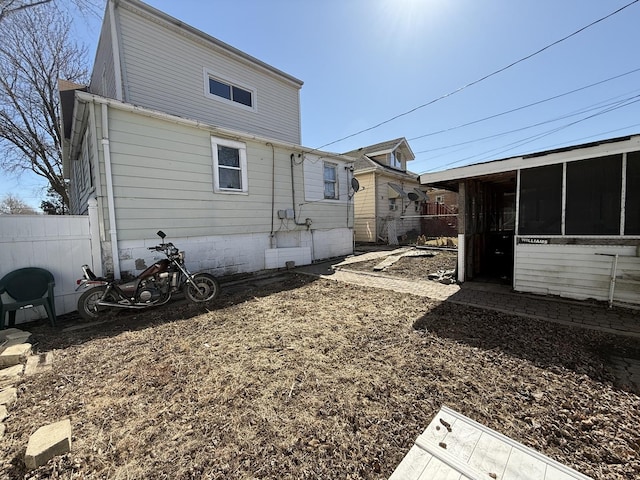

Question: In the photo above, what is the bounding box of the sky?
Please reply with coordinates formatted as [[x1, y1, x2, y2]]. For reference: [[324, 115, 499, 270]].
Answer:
[[3, 0, 640, 208]]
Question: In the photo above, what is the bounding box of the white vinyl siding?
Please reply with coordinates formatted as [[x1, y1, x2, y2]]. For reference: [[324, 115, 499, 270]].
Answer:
[[116, 6, 301, 144], [89, 6, 118, 98], [303, 155, 349, 204], [94, 107, 351, 241], [514, 243, 640, 305]]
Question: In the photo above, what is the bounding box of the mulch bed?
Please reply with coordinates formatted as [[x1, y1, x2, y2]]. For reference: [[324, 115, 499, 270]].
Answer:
[[1, 263, 639, 479]]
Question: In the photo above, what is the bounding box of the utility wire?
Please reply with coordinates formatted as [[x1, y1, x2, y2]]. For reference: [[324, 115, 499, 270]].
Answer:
[[312, 0, 640, 152], [421, 95, 640, 172], [414, 87, 640, 154], [408, 66, 640, 143]]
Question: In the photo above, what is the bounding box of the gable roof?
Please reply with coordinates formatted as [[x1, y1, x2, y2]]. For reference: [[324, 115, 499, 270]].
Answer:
[[344, 137, 415, 160]]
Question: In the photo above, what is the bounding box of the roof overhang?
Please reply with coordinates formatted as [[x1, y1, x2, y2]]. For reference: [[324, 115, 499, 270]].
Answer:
[[419, 134, 640, 191], [64, 91, 354, 178]]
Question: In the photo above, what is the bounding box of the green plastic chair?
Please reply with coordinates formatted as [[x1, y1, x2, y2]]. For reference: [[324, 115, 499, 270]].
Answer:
[[0, 267, 56, 329]]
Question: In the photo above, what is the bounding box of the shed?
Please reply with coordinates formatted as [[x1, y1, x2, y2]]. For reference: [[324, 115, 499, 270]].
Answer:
[[420, 134, 640, 307]]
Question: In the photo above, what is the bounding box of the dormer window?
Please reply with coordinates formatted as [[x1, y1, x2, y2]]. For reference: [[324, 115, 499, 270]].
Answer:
[[204, 69, 256, 111], [390, 150, 402, 169]]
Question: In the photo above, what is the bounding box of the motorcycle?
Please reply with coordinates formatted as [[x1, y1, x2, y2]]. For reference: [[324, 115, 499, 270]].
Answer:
[[76, 230, 220, 321]]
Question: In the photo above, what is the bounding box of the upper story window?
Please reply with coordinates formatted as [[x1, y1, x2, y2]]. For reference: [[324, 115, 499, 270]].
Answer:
[[324, 162, 338, 199], [204, 69, 256, 111], [211, 136, 248, 194], [390, 150, 402, 169]]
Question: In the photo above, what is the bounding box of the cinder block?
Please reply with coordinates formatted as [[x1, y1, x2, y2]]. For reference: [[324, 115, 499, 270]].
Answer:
[[25, 419, 72, 470], [0, 343, 32, 367]]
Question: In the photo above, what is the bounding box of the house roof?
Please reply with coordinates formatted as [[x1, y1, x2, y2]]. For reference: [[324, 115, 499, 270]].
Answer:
[[419, 133, 640, 191], [344, 137, 415, 161], [117, 0, 304, 88]]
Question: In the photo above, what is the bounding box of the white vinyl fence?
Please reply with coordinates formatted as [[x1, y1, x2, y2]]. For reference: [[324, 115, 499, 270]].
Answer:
[[0, 214, 98, 325]]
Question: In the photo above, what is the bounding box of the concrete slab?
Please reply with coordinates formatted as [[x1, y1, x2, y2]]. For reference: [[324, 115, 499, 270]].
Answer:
[[25, 419, 72, 470], [0, 405, 7, 421], [0, 343, 32, 367], [0, 422, 5, 439]]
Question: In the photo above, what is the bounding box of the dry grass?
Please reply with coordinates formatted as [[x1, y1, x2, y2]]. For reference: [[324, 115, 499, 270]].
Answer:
[[1, 265, 639, 479]]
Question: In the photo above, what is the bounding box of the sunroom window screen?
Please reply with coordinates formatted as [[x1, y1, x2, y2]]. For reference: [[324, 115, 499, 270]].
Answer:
[[626, 151, 640, 234], [518, 164, 562, 235], [566, 155, 622, 235]]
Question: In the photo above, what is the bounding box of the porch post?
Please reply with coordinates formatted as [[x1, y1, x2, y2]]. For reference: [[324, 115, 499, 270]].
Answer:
[[457, 182, 466, 283]]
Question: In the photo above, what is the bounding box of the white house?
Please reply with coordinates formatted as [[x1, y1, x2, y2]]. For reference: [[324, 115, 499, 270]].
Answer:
[[60, 0, 356, 279], [420, 135, 640, 307]]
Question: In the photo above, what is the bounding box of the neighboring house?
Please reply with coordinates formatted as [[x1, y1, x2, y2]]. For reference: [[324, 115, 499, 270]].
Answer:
[[60, 0, 355, 279], [421, 187, 459, 238], [420, 134, 640, 307], [344, 138, 426, 243]]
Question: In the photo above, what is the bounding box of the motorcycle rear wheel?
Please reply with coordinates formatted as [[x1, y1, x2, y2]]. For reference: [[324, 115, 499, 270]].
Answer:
[[77, 286, 118, 321], [185, 273, 220, 303]]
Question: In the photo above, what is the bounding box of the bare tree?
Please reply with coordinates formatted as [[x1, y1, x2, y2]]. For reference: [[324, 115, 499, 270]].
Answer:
[[0, 0, 101, 22], [0, 193, 38, 214], [0, 5, 89, 207]]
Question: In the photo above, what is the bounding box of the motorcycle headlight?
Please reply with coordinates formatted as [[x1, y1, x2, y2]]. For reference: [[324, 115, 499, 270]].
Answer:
[[178, 251, 185, 261]]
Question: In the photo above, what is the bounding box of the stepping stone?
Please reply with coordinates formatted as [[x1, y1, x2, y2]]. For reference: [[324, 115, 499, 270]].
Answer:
[[0, 387, 17, 407], [25, 419, 72, 470], [0, 422, 5, 439], [24, 352, 53, 376], [0, 405, 7, 421], [0, 343, 32, 367], [0, 364, 24, 388]]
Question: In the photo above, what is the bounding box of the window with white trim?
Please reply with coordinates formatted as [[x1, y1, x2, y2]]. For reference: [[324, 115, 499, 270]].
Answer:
[[204, 69, 255, 110], [211, 136, 248, 193], [324, 162, 338, 199], [390, 150, 402, 169]]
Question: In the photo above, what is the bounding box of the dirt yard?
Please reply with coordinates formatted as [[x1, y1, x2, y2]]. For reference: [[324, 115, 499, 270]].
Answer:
[[2, 252, 639, 479]]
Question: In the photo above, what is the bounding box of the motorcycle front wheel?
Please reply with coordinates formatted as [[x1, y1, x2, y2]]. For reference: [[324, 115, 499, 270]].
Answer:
[[185, 273, 220, 303], [77, 286, 118, 321]]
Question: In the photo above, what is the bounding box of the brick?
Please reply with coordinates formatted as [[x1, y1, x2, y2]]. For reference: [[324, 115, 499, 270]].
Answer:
[[0, 387, 17, 406], [0, 343, 32, 367], [25, 419, 72, 470]]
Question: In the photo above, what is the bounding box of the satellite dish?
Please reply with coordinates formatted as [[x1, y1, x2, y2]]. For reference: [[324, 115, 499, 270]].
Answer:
[[351, 177, 360, 192], [408, 192, 419, 201]]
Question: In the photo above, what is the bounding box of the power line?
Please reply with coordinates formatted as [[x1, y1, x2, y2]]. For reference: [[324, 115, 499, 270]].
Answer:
[[414, 88, 640, 154], [408, 66, 640, 144], [312, 0, 640, 152], [421, 95, 640, 172]]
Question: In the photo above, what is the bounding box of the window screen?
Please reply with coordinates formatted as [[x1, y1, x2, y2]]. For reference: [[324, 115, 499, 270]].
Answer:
[[626, 151, 640, 234], [518, 164, 562, 235], [566, 155, 622, 235]]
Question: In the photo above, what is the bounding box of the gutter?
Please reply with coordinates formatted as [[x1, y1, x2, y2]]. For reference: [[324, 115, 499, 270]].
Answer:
[[74, 91, 354, 163]]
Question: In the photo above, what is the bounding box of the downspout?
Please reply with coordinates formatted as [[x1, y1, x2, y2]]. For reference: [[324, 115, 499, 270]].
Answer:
[[268, 143, 276, 248], [101, 102, 121, 279]]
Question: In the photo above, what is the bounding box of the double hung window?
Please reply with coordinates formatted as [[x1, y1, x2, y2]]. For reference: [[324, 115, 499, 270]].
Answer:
[[324, 163, 338, 199], [211, 137, 248, 193]]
